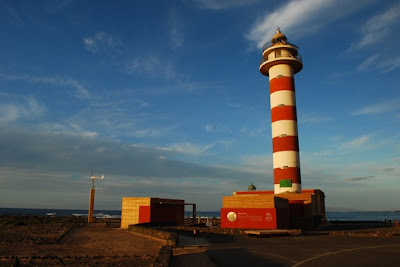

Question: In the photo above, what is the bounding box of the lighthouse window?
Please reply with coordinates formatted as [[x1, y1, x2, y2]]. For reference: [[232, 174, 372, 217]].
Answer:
[[279, 134, 287, 137], [281, 166, 288, 169], [278, 104, 285, 107], [275, 51, 281, 58]]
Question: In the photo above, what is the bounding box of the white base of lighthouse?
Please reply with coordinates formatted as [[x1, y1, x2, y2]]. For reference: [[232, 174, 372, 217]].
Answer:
[[274, 183, 301, 194]]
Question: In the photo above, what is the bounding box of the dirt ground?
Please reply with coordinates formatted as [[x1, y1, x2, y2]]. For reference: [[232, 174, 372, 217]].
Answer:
[[0, 216, 164, 266]]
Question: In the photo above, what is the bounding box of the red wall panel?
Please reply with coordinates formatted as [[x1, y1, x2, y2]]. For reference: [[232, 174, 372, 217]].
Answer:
[[139, 206, 151, 223]]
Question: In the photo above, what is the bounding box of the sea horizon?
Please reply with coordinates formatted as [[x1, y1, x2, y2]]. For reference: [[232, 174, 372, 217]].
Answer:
[[1, 206, 399, 213], [1, 207, 400, 222]]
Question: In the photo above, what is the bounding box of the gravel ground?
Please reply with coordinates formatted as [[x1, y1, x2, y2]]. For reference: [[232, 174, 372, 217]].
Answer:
[[0, 216, 164, 266]]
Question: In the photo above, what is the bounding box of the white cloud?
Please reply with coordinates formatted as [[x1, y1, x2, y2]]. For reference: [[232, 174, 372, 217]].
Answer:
[[156, 142, 216, 155], [125, 56, 176, 80], [299, 112, 333, 124], [96, 146, 106, 153], [349, 3, 400, 51], [310, 134, 377, 158], [83, 32, 123, 53], [227, 102, 241, 108], [0, 73, 93, 100], [240, 126, 266, 137], [69, 123, 98, 138], [378, 56, 400, 72], [246, 0, 336, 48], [126, 56, 158, 74], [204, 123, 232, 134], [357, 54, 379, 71], [135, 99, 149, 108], [312, 151, 330, 157], [168, 10, 184, 49], [45, 0, 73, 13], [338, 135, 369, 151], [188, 0, 260, 10], [125, 58, 222, 94], [5, 6, 24, 26], [239, 154, 273, 174], [133, 128, 170, 138], [352, 98, 400, 115], [245, 0, 375, 49], [0, 126, 266, 185], [73, 87, 92, 99], [0, 105, 20, 121], [0, 96, 46, 122], [205, 123, 214, 132]]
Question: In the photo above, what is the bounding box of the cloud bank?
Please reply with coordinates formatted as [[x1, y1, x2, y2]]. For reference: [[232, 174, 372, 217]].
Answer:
[[246, 0, 375, 48], [0, 125, 271, 180]]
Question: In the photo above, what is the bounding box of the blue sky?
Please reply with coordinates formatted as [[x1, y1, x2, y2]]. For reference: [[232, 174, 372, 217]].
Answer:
[[1, 0, 400, 211]]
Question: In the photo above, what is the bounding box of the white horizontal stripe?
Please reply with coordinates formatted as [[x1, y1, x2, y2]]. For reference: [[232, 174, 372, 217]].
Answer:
[[274, 183, 301, 194], [269, 65, 293, 81], [270, 90, 296, 109], [271, 120, 298, 138], [273, 151, 300, 169]]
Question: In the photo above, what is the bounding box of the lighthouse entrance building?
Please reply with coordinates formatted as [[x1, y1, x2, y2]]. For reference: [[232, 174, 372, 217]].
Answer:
[[221, 189, 325, 229]]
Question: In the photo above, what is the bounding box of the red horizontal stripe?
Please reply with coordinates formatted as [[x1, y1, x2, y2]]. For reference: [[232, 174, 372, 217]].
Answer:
[[270, 76, 295, 94], [273, 167, 301, 184], [272, 136, 299, 153], [271, 105, 297, 122]]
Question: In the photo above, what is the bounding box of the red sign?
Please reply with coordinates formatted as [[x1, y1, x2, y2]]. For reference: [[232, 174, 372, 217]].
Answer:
[[221, 208, 289, 229]]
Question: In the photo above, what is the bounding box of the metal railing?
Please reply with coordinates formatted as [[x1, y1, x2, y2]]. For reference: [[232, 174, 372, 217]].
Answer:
[[262, 41, 299, 52], [259, 53, 302, 65]]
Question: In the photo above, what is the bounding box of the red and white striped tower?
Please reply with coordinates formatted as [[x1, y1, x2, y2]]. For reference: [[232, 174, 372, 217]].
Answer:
[[259, 29, 303, 194]]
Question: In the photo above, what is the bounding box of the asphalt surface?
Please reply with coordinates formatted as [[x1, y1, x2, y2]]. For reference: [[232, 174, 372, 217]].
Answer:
[[171, 233, 400, 267]]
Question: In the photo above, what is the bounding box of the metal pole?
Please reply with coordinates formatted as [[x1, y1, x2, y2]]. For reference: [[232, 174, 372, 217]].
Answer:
[[88, 186, 95, 223], [192, 204, 196, 224]]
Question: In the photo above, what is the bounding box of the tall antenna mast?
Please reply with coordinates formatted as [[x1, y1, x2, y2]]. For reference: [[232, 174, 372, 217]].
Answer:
[[88, 169, 104, 223]]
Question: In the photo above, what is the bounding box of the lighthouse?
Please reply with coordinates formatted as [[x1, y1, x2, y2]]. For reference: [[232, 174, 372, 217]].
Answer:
[[259, 29, 303, 194], [220, 29, 326, 230]]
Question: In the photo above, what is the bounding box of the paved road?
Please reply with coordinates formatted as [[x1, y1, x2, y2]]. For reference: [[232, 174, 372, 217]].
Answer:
[[171, 234, 400, 266]]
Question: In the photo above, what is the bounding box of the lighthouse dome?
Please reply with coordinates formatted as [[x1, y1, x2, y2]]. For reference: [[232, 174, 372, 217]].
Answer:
[[248, 183, 256, 191], [271, 28, 287, 45]]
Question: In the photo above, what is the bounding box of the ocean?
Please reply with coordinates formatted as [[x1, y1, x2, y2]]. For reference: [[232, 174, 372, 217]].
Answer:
[[1, 208, 400, 222], [0, 208, 121, 219]]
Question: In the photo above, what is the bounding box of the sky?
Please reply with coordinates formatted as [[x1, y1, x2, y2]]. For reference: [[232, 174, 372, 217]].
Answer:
[[1, 0, 400, 212]]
